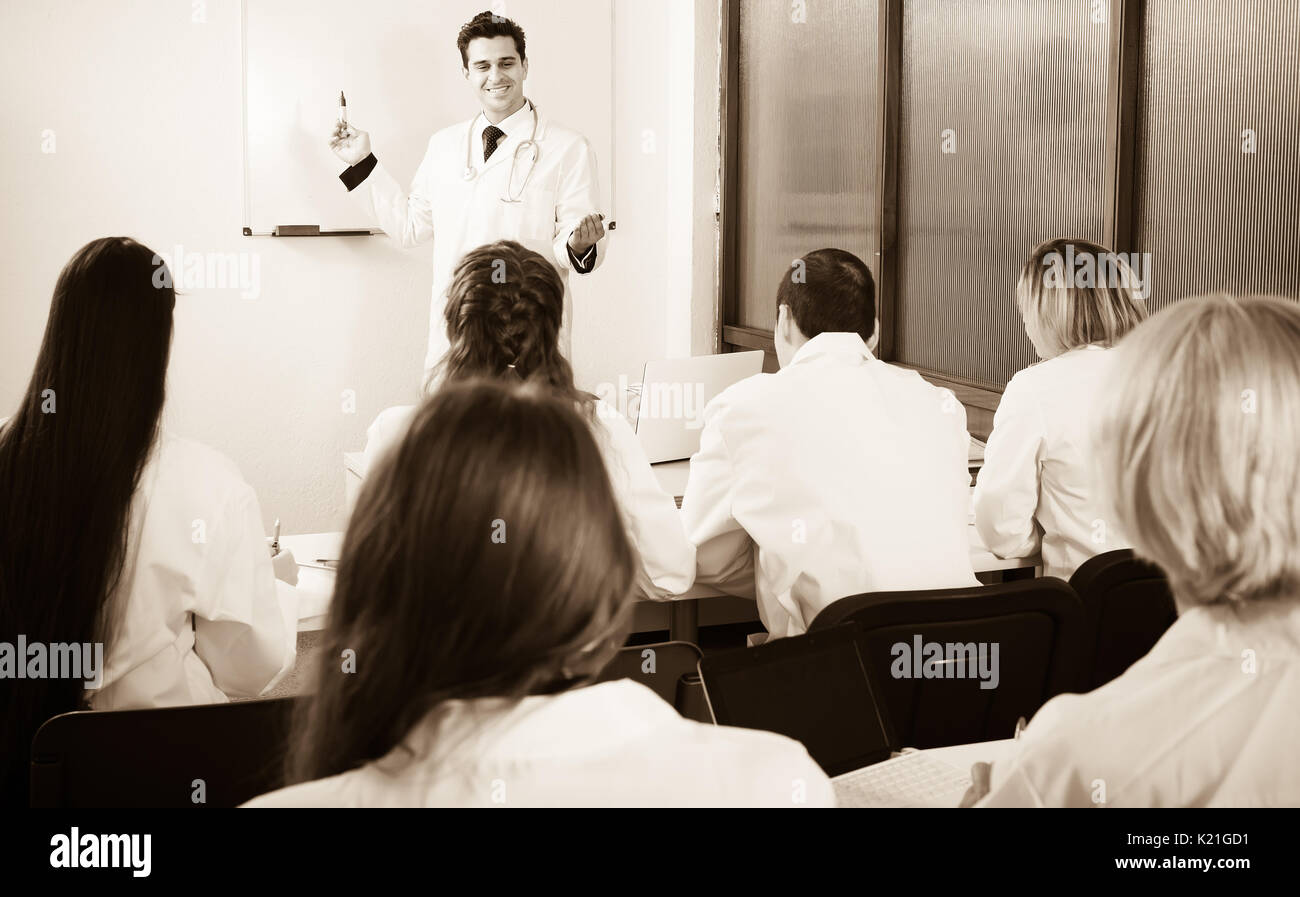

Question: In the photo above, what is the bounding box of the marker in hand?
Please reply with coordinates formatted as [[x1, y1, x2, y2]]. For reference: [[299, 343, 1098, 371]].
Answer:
[[328, 91, 371, 166]]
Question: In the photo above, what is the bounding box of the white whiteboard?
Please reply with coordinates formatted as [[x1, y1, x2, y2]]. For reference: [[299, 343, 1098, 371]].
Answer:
[[241, 0, 614, 235]]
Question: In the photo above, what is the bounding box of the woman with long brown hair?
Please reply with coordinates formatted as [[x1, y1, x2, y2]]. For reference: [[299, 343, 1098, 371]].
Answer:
[[249, 380, 829, 807]]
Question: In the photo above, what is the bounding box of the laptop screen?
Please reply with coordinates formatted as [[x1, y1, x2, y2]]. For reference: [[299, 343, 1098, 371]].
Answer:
[[700, 627, 894, 777]]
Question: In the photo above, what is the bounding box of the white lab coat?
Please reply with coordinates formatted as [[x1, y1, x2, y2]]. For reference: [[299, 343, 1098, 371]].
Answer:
[[361, 399, 695, 597], [356, 101, 608, 372], [243, 679, 833, 807], [981, 599, 1300, 807], [680, 333, 979, 639], [90, 432, 298, 710], [973, 345, 1131, 581]]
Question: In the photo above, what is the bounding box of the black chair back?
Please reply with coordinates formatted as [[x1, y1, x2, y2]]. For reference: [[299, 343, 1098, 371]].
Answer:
[[30, 696, 300, 808], [595, 640, 708, 721], [809, 579, 1086, 748], [1070, 549, 1178, 690]]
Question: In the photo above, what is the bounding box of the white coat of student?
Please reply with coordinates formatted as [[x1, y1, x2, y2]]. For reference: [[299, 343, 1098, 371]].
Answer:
[[966, 295, 1300, 807], [680, 249, 978, 639], [246, 380, 832, 808], [973, 238, 1149, 581], [328, 11, 607, 375], [0, 238, 299, 803], [359, 240, 694, 598]]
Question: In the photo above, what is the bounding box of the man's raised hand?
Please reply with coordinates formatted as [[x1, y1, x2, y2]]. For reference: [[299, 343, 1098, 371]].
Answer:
[[329, 122, 372, 166]]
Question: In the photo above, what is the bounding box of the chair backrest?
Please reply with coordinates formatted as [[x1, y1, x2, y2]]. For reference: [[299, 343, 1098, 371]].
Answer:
[[594, 641, 707, 720], [808, 579, 1087, 749], [30, 697, 301, 808], [1070, 549, 1178, 690]]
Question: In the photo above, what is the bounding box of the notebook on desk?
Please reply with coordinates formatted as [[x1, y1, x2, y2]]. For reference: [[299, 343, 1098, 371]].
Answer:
[[698, 624, 972, 808]]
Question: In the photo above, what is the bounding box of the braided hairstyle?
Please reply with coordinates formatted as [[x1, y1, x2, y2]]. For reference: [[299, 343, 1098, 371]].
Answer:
[[429, 241, 594, 417]]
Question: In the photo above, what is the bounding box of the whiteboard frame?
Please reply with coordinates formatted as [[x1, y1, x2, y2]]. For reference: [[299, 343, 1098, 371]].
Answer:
[[239, 0, 383, 237]]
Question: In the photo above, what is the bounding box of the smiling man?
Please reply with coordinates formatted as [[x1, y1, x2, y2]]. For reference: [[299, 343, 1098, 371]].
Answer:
[[328, 11, 608, 376]]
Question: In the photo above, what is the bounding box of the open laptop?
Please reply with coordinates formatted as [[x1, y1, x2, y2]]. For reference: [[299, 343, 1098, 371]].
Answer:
[[634, 351, 765, 463], [698, 624, 972, 807]]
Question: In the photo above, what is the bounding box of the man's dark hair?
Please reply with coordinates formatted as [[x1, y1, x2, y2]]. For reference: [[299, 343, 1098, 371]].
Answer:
[[457, 11, 527, 67], [775, 248, 876, 342]]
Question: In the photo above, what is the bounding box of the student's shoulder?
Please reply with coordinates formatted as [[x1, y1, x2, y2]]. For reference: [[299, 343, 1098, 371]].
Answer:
[[588, 399, 643, 468], [241, 773, 363, 808], [999, 685, 1139, 781], [989, 359, 1067, 421], [869, 361, 964, 418], [154, 432, 248, 492], [591, 397, 635, 439], [686, 717, 822, 767], [365, 404, 418, 470], [705, 371, 774, 418], [1009, 348, 1112, 394], [667, 717, 835, 805], [867, 358, 946, 396], [151, 434, 253, 509]]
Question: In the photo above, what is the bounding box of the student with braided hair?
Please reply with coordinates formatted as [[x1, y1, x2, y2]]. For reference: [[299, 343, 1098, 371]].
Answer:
[[362, 241, 694, 598]]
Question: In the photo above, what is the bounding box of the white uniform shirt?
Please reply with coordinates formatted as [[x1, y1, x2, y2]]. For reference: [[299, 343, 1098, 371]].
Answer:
[[973, 345, 1131, 581], [981, 599, 1300, 807], [90, 433, 297, 710], [680, 333, 978, 638], [362, 399, 695, 597], [358, 101, 607, 371], [243, 679, 832, 808]]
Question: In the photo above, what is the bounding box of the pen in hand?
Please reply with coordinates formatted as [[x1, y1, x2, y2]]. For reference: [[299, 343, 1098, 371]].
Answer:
[[266, 518, 298, 586]]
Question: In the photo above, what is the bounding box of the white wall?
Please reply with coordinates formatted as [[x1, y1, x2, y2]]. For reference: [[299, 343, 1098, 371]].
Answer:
[[0, 0, 718, 534]]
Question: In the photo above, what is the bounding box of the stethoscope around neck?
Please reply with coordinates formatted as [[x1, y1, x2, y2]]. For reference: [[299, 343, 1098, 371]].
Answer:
[[462, 100, 540, 203]]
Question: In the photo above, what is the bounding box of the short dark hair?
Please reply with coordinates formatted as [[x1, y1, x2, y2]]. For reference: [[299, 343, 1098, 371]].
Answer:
[[457, 11, 527, 67], [775, 248, 875, 342]]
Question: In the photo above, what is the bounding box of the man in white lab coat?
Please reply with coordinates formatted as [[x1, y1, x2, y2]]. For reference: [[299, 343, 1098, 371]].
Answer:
[[680, 249, 978, 639], [328, 11, 607, 374]]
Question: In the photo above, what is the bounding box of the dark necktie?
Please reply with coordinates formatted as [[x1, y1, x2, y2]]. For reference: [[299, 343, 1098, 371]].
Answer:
[[483, 125, 505, 162]]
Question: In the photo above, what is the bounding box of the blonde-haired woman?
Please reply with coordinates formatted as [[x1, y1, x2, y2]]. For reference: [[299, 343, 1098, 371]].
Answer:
[[975, 294, 1300, 806], [973, 238, 1149, 580]]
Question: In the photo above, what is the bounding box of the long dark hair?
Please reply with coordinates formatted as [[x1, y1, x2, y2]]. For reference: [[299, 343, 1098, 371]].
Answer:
[[287, 379, 638, 784], [0, 237, 175, 805], [428, 240, 594, 417]]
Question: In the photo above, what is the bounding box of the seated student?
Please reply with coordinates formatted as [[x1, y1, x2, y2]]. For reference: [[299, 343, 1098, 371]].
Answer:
[[0, 237, 297, 806], [680, 249, 977, 639], [974, 295, 1300, 807], [973, 238, 1149, 580], [361, 240, 693, 597], [246, 380, 831, 807]]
